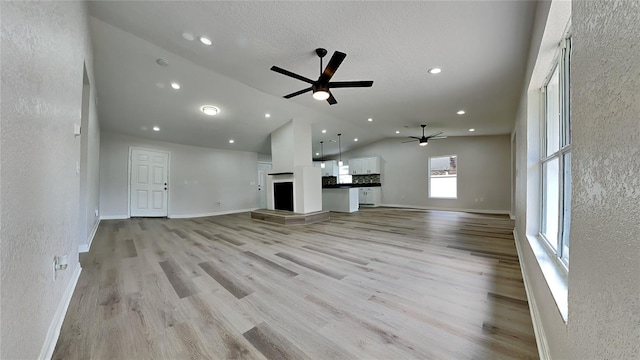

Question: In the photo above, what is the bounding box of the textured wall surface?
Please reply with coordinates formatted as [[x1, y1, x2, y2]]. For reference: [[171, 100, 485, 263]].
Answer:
[[0, 1, 94, 358], [340, 135, 511, 212], [99, 132, 259, 218], [569, 1, 640, 358]]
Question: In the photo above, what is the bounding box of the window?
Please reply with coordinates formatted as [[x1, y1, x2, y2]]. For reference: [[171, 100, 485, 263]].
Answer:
[[338, 165, 352, 184], [541, 36, 571, 266], [429, 155, 457, 198]]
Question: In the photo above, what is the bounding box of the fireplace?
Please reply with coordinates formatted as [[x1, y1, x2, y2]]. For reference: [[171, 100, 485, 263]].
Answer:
[[273, 182, 294, 211]]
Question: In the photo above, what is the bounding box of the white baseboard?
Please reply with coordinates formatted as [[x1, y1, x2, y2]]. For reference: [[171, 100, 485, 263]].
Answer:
[[380, 203, 511, 215], [100, 215, 129, 220], [79, 219, 101, 253], [168, 208, 259, 219], [39, 264, 82, 360], [513, 230, 551, 360]]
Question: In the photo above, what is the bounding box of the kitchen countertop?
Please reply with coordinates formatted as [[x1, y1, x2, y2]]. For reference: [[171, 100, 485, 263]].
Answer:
[[322, 183, 381, 189]]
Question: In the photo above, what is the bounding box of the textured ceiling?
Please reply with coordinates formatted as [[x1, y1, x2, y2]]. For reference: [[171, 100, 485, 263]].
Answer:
[[88, 1, 537, 155]]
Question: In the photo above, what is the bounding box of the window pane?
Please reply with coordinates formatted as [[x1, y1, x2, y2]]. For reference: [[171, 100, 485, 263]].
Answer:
[[562, 38, 572, 147], [546, 66, 560, 155], [542, 157, 559, 250], [339, 165, 352, 184], [430, 155, 457, 198], [561, 152, 571, 263]]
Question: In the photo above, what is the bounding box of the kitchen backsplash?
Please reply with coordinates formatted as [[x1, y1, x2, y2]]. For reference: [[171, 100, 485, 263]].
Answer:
[[322, 176, 337, 185], [352, 174, 381, 184]]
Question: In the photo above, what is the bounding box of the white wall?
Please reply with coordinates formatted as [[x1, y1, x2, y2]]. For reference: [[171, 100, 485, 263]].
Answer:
[[341, 135, 511, 213], [0, 1, 98, 358], [78, 66, 101, 252], [568, 2, 640, 358], [270, 118, 312, 171], [99, 132, 259, 218]]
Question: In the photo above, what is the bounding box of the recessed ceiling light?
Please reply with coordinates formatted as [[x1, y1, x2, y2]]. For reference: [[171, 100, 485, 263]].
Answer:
[[265, 113, 271, 118], [170, 82, 181, 90], [367, 118, 373, 122], [395, 130, 400, 134], [199, 36, 212, 46], [201, 105, 219, 116], [229, 139, 235, 144], [182, 33, 195, 41], [457, 110, 466, 115], [152, 126, 160, 132], [156, 58, 169, 66], [354, 138, 359, 142], [322, 129, 327, 134], [469, 128, 475, 132], [428, 67, 442, 74], [315, 152, 320, 156]]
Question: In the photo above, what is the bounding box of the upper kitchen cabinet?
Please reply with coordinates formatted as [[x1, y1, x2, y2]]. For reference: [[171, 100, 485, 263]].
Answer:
[[349, 157, 380, 175]]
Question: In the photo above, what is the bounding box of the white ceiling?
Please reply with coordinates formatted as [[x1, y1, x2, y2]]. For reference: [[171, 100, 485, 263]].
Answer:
[[88, 1, 537, 156]]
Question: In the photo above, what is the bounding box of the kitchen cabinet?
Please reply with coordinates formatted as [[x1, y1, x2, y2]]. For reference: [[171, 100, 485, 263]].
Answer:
[[358, 187, 380, 206], [314, 160, 338, 177], [349, 157, 380, 175]]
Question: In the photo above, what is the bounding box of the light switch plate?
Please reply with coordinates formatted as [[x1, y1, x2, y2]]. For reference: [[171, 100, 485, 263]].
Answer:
[[74, 123, 81, 136]]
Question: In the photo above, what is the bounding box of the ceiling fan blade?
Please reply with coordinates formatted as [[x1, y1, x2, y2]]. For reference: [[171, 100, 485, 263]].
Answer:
[[329, 81, 374, 88], [319, 51, 346, 83], [327, 91, 338, 105], [284, 87, 313, 99], [408, 136, 421, 140], [428, 136, 447, 140], [402, 140, 418, 143], [271, 66, 315, 84], [426, 132, 444, 138]]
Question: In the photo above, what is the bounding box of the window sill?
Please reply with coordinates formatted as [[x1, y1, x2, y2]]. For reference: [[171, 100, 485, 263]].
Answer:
[[525, 234, 568, 322]]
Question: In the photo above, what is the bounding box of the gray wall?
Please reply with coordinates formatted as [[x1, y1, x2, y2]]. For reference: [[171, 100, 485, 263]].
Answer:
[[0, 1, 98, 358], [100, 132, 259, 218], [341, 135, 511, 213], [569, 1, 640, 358]]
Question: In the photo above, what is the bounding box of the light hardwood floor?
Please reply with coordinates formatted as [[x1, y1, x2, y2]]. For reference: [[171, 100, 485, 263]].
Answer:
[[54, 208, 538, 360]]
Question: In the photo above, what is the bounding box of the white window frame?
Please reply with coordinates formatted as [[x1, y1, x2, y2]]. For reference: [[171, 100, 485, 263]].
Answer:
[[540, 36, 572, 268], [428, 155, 458, 199]]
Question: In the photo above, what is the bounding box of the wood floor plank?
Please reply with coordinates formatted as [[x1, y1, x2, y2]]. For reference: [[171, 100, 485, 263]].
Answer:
[[159, 259, 195, 298], [198, 261, 254, 299], [242, 251, 299, 277], [243, 322, 312, 360], [275, 252, 346, 280]]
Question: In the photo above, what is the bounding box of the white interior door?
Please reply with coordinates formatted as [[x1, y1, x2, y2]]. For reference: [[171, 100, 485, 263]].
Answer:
[[258, 162, 272, 209], [130, 148, 169, 217]]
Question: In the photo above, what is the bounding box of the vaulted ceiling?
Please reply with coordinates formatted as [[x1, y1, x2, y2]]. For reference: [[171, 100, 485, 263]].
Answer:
[[88, 1, 537, 156]]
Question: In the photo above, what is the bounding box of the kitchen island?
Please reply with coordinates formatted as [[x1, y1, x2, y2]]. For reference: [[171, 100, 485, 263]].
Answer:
[[321, 187, 359, 213]]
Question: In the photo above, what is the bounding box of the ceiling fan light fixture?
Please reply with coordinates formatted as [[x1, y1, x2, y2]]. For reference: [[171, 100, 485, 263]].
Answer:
[[312, 89, 330, 101], [419, 141, 428, 146]]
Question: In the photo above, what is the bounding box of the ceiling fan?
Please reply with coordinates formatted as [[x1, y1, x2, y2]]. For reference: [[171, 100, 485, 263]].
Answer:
[[271, 48, 374, 105], [403, 125, 447, 146]]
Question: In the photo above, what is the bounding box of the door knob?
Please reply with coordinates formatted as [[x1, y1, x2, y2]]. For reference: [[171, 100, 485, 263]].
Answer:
[[164, 187, 167, 190]]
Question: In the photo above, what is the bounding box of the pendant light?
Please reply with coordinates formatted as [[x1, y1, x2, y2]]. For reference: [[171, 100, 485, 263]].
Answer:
[[337, 133, 343, 166], [320, 141, 325, 168]]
